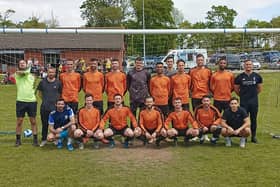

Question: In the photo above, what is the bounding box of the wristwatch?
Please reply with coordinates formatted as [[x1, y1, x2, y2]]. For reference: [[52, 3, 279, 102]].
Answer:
[[61, 126, 65, 130]]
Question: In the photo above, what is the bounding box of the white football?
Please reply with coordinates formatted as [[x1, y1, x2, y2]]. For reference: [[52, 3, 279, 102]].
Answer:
[[23, 129, 33, 137]]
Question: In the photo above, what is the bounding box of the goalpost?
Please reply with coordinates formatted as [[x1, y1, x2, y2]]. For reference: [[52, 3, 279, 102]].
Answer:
[[0, 28, 279, 135]]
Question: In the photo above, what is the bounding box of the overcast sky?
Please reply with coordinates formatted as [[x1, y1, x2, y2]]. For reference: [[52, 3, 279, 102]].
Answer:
[[0, 0, 279, 27]]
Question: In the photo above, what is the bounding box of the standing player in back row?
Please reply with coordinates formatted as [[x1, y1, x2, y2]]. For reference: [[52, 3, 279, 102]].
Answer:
[[149, 62, 171, 118], [189, 54, 212, 111], [83, 58, 105, 115], [234, 59, 263, 143], [164, 56, 177, 112], [127, 57, 151, 118], [105, 58, 127, 109], [170, 59, 191, 111], [37, 66, 62, 147], [210, 57, 234, 113], [59, 59, 81, 116], [15, 60, 39, 146], [164, 56, 177, 77]]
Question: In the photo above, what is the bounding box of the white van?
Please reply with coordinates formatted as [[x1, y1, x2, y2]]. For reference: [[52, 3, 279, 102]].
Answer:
[[161, 49, 208, 69]]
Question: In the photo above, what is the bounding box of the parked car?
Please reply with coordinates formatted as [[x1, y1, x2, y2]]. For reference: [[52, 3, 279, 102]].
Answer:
[[263, 51, 280, 63], [209, 53, 241, 70], [162, 49, 208, 70], [240, 59, 261, 70], [144, 56, 156, 73], [249, 52, 264, 63], [239, 53, 249, 63], [268, 58, 280, 69]]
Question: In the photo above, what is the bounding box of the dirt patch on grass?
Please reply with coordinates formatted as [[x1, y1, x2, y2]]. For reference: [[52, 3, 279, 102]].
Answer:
[[97, 140, 173, 166]]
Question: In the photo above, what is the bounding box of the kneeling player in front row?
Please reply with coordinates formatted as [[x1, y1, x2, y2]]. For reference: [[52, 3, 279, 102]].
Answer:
[[164, 97, 199, 146], [74, 94, 104, 149], [47, 98, 76, 151], [100, 94, 142, 148], [194, 95, 223, 144], [138, 96, 167, 146], [221, 97, 251, 148]]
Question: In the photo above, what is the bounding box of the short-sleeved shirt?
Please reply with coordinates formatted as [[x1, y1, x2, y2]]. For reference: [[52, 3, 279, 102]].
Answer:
[[234, 72, 263, 104], [222, 107, 248, 130], [48, 106, 74, 129], [15, 68, 36, 102], [37, 78, 62, 111]]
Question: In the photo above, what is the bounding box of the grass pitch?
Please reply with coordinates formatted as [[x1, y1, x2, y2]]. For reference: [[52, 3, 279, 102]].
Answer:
[[0, 72, 279, 187]]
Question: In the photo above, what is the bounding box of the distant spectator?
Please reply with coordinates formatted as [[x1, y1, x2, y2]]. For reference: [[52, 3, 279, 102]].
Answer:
[[105, 58, 111, 72]]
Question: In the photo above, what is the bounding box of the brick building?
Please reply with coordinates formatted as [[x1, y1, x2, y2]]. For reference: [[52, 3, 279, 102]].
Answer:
[[0, 33, 124, 73]]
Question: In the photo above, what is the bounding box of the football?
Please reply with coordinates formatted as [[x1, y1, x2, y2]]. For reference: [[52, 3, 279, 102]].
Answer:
[[23, 129, 33, 137]]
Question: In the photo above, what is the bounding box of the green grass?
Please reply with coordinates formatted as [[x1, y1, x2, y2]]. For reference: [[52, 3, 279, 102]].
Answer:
[[0, 73, 280, 187]]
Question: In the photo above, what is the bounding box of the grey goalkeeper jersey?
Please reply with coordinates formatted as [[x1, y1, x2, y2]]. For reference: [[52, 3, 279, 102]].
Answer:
[[127, 68, 151, 103]]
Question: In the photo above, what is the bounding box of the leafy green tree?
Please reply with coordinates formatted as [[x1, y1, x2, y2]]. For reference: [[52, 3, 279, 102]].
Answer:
[[17, 16, 47, 28], [206, 5, 237, 28], [176, 20, 192, 48], [171, 7, 184, 27], [127, 0, 176, 56], [80, 0, 131, 27], [130, 0, 174, 28], [0, 9, 16, 27], [244, 19, 272, 49], [271, 16, 280, 27], [204, 6, 237, 52], [246, 19, 272, 28], [271, 16, 280, 49], [187, 22, 209, 49]]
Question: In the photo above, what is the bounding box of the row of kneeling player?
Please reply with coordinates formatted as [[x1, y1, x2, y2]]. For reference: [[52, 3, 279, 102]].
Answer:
[[46, 94, 251, 151]]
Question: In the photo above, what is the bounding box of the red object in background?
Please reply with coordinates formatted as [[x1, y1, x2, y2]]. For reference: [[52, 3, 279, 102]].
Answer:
[[8, 76, 16, 84], [62, 64, 67, 72]]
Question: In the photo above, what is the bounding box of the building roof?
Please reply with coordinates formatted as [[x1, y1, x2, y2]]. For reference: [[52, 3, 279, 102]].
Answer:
[[0, 33, 124, 50]]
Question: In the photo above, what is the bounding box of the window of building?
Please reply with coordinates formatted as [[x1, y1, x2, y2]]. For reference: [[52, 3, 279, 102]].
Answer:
[[0, 50, 24, 65]]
